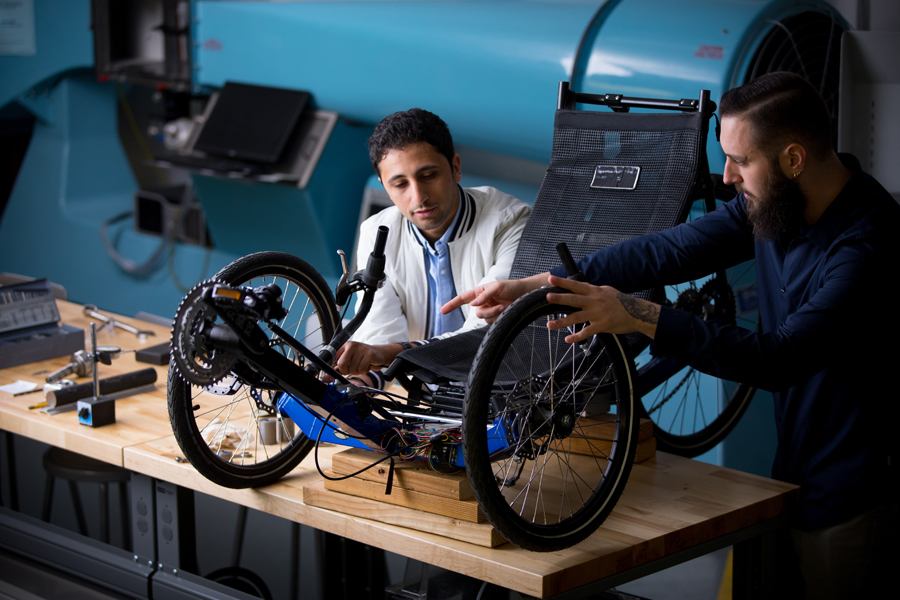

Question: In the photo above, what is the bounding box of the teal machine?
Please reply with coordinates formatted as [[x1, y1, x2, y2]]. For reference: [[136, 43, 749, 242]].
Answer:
[[0, 0, 846, 471]]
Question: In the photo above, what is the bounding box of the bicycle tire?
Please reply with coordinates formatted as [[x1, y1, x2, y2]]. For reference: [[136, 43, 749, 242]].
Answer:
[[463, 288, 638, 552], [637, 174, 756, 457], [168, 252, 340, 488]]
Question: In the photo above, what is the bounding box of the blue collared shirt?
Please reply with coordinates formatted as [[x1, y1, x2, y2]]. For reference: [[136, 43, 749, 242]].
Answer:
[[410, 187, 466, 338], [550, 154, 900, 530]]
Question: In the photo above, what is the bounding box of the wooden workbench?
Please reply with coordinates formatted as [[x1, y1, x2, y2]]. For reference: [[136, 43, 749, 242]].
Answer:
[[124, 435, 795, 598], [0, 300, 798, 599], [0, 301, 172, 465]]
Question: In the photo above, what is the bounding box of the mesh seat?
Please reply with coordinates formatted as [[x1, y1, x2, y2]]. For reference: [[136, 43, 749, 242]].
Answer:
[[392, 87, 711, 385]]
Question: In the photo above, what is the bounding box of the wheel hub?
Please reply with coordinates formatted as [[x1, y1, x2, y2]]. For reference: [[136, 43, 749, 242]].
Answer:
[[549, 404, 577, 440]]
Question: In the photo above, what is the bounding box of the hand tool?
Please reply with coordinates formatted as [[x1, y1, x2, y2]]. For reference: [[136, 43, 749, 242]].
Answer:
[[82, 304, 156, 338]]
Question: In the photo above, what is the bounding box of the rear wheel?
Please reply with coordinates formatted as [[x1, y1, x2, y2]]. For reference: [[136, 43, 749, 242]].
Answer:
[[463, 288, 638, 552], [168, 252, 339, 488], [636, 175, 757, 457]]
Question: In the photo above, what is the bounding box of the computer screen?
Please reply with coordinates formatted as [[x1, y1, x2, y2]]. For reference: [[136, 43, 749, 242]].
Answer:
[[194, 82, 311, 164]]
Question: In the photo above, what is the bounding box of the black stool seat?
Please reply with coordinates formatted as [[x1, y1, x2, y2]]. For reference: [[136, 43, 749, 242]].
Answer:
[[42, 447, 131, 549]]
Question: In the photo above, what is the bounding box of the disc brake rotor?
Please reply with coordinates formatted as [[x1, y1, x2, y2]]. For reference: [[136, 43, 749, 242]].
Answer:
[[171, 280, 237, 387]]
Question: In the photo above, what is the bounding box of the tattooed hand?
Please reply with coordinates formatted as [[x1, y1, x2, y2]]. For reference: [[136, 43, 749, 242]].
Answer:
[[543, 275, 659, 343]]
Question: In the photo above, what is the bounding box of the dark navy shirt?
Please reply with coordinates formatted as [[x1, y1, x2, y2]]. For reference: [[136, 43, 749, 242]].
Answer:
[[550, 155, 899, 530]]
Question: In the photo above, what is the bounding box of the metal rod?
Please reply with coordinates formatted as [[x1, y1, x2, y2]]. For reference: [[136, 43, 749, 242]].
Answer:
[[384, 411, 462, 425], [90, 323, 100, 400]]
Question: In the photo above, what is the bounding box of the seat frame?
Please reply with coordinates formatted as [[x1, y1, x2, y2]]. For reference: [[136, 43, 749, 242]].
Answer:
[[386, 82, 718, 402]]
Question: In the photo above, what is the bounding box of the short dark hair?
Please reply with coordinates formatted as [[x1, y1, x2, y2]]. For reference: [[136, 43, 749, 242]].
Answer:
[[719, 72, 833, 160], [368, 108, 455, 175]]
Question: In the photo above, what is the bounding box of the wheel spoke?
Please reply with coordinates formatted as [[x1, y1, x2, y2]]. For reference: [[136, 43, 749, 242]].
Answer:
[[464, 290, 636, 550], [634, 197, 758, 457], [168, 253, 338, 488]]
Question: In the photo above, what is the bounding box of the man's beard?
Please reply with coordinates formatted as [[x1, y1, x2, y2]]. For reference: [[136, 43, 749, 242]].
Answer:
[[743, 161, 808, 242]]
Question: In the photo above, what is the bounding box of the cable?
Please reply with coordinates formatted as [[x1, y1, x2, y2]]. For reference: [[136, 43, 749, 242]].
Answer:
[[100, 211, 175, 277], [312, 393, 405, 481], [168, 234, 213, 293]]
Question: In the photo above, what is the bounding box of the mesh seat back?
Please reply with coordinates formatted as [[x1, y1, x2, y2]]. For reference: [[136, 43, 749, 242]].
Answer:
[[398, 108, 705, 383], [510, 110, 702, 279]]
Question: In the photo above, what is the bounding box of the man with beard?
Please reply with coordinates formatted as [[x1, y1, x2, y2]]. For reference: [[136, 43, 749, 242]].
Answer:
[[443, 72, 898, 598]]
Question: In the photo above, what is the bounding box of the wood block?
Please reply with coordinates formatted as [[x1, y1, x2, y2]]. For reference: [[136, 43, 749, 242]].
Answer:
[[332, 448, 473, 500], [323, 470, 487, 523], [573, 416, 653, 442], [634, 437, 656, 464], [303, 480, 505, 548], [568, 417, 656, 462]]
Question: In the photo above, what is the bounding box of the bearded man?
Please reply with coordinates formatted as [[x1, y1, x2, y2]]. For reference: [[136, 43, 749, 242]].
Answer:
[[443, 72, 898, 598]]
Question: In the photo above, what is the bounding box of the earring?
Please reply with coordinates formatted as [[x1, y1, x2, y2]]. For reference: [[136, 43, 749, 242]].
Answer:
[[793, 168, 803, 179]]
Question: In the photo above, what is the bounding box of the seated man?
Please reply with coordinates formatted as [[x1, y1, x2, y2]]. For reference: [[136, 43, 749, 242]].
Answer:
[[444, 72, 898, 598], [335, 108, 531, 388]]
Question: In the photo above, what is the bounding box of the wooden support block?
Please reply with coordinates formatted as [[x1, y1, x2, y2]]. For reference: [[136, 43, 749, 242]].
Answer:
[[574, 416, 653, 442], [634, 436, 657, 464], [332, 447, 473, 500], [322, 470, 487, 523], [303, 480, 505, 548], [568, 418, 656, 462]]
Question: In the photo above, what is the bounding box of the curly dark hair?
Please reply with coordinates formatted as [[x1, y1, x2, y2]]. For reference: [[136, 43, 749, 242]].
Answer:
[[367, 108, 455, 175], [720, 72, 833, 160]]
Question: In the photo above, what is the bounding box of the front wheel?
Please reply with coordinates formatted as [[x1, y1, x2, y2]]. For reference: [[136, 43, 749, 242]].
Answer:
[[168, 252, 340, 488], [463, 288, 638, 552]]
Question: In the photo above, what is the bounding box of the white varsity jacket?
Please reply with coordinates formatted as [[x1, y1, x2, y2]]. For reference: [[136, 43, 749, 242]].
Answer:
[[352, 185, 531, 346]]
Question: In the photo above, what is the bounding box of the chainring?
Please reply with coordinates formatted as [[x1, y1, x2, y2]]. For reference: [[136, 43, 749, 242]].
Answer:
[[171, 279, 237, 387], [672, 275, 736, 325]]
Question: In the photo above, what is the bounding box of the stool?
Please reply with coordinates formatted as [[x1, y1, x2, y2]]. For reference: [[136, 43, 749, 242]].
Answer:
[[42, 447, 131, 549], [0, 430, 18, 510]]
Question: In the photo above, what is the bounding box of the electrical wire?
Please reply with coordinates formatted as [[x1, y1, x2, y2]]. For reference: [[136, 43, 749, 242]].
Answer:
[[308, 388, 462, 479], [111, 83, 212, 290], [312, 392, 405, 481], [168, 237, 213, 293], [100, 210, 176, 277]]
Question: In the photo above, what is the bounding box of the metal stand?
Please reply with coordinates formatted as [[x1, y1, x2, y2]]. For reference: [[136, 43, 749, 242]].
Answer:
[[75, 324, 120, 427]]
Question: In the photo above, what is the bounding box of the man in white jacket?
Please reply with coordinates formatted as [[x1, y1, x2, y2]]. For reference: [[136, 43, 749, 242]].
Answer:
[[335, 108, 531, 388]]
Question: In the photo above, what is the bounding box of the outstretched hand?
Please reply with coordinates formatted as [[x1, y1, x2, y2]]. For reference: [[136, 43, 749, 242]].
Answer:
[[544, 275, 659, 343], [333, 341, 398, 376], [441, 273, 549, 323]]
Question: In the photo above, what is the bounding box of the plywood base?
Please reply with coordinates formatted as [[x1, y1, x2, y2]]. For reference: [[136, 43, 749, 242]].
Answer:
[[332, 447, 473, 500], [323, 469, 487, 523], [304, 480, 505, 548]]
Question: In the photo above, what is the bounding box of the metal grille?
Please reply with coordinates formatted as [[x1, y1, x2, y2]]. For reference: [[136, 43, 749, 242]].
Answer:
[[398, 109, 703, 382], [746, 11, 845, 147]]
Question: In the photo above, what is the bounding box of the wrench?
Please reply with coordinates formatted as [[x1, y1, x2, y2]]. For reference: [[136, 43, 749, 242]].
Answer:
[[83, 304, 156, 338]]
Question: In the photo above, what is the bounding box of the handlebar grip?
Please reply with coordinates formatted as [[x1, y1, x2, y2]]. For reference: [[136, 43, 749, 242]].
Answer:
[[556, 243, 585, 281], [372, 226, 389, 258], [382, 357, 405, 381]]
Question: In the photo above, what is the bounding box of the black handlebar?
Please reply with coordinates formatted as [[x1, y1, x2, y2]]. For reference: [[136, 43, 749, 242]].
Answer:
[[372, 225, 388, 258], [319, 226, 390, 366], [556, 243, 586, 282]]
